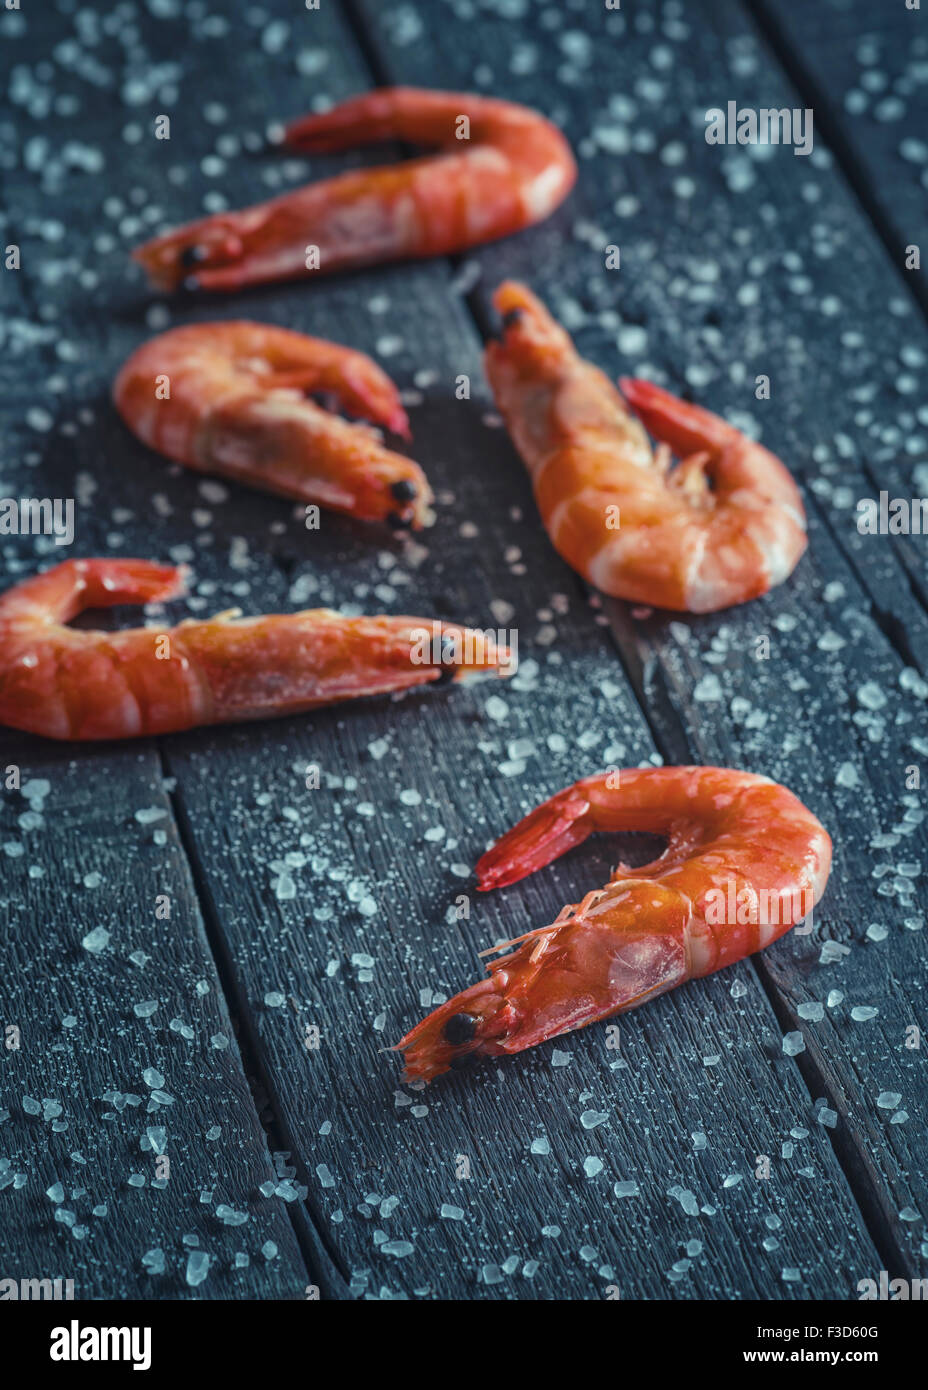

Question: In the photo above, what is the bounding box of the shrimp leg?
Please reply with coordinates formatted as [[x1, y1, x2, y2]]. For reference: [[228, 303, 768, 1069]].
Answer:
[[0, 559, 510, 741], [397, 767, 831, 1081]]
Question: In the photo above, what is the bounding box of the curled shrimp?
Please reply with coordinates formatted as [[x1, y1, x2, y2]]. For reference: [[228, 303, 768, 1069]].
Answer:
[[113, 321, 432, 529], [485, 282, 808, 613], [133, 88, 576, 293], [0, 559, 510, 741], [398, 766, 831, 1081]]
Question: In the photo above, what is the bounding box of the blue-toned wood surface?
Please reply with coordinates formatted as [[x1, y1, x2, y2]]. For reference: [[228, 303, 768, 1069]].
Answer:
[[0, 0, 924, 1299]]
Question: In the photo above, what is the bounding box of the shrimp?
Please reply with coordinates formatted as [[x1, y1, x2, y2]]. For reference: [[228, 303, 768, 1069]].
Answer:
[[484, 282, 808, 612], [0, 558, 510, 741], [398, 766, 831, 1081], [132, 88, 576, 293], [113, 322, 432, 530]]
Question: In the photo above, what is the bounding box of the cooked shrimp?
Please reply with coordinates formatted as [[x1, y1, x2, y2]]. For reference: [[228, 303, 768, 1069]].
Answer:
[[398, 766, 831, 1081], [114, 321, 432, 529], [133, 89, 576, 292], [0, 559, 510, 741], [484, 282, 808, 612]]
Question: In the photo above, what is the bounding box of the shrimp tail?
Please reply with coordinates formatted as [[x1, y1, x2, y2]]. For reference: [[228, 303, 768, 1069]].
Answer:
[[475, 786, 593, 891], [283, 90, 405, 152], [0, 557, 185, 622], [619, 377, 732, 457]]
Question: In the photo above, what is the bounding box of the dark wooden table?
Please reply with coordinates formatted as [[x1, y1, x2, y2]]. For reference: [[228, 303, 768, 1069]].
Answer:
[[1, 0, 925, 1301]]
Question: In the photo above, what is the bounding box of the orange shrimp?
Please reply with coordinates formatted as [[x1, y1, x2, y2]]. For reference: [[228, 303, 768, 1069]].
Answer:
[[0, 558, 510, 741], [398, 767, 831, 1081], [485, 282, 808, 612], [113, 322, 432, 529], [132, 88, 576, 292]]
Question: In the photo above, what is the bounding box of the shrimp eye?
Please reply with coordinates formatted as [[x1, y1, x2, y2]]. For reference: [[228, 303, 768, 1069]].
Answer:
[[501, 307, 525, 330], [390, 479, 417, 503], [443, 1012, 478, 1045], [430, 633, 458, 685], [180, 244, 209, 268]]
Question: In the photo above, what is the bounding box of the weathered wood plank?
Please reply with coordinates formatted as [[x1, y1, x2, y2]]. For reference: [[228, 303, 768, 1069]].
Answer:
[[1, 0, 910, 1300], [755, 0, 928, 306], [136, 0, 885, 1298], [0, 2, 324, 1300], [0, 736, 310, 1299], [352, 0, 928, 1279]]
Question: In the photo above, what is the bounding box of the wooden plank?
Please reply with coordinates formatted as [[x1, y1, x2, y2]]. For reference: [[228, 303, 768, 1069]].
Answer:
[[753, 0, 928, 309], [0, 6, 326, 1301], [0, 736, 311, 1299], [352, 0, 928, 1280], [1, 0, 908, 1299], [749, 0, 928, 636], [138, 1, 887, 1297]]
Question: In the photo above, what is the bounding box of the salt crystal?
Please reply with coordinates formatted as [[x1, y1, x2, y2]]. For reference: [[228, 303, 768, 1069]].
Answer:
[[857, 681, 887, 710], [381, 1240, 414, 1258], [146, 1127, 167, 1154], [668, 1186, 699, 1215], [693, 674, 722, 702], [142, 1248, 165, 1275], [186, 1251, 209, 1286]]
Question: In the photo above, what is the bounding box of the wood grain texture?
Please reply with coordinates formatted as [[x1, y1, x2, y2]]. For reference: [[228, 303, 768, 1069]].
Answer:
[[353, 0, 928, 1281], [149, 1, 884, 1299], [755, 0, 928, 312], [1, 0, 923, 1301], [0, 735, 309, 1299], [0, 0, 319, 1301]]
